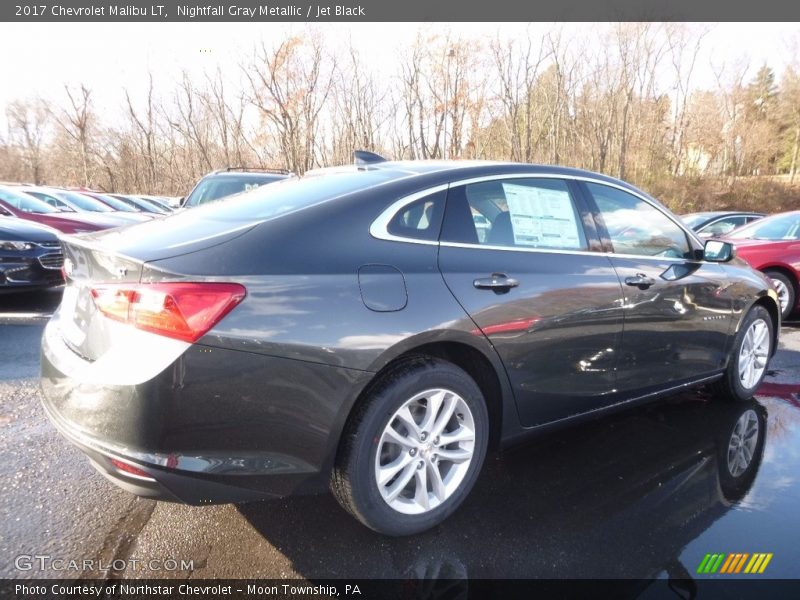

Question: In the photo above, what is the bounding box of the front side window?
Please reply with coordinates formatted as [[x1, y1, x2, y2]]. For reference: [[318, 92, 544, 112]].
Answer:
[[441, 178, 587, 251], [586, 183, 691, 259]]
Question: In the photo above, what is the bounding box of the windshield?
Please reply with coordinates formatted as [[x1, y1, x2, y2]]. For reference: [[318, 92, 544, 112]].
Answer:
[[54, 190, 113, 212], [0, 188, 59, 213], [185, 175, 284, 207], [727, 213, 800, 241], [134, 197, 169, 213], [24, 190, 76, 212], [90, 193, 137, 212]]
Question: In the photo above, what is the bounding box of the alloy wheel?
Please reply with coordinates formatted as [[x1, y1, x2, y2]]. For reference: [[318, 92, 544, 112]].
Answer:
[[738, 319, 770, 390], [375, 388, 476, 515], [770, 277, 790, 315], [727, 409, 760, 478]]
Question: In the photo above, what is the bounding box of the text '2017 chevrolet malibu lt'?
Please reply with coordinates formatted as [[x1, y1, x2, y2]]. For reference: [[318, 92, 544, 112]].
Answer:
[[40, 159, 780, 535]]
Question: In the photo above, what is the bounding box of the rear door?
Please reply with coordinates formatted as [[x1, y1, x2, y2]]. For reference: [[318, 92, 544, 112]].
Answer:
[[438, 176, 625, 427], [580, 181, 733, 394]]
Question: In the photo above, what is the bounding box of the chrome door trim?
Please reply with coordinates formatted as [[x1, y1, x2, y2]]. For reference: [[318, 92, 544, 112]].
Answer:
[[369, 171, 704, 259]]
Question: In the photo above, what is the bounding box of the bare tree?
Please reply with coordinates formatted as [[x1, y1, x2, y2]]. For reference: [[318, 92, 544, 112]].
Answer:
[[51, 84, 95, 185], [6, 98, 50, 184], [245, 33, 336, 173]]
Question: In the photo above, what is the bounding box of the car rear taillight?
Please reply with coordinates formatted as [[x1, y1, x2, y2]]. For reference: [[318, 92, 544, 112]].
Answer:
[[90, 282, 246, 343]]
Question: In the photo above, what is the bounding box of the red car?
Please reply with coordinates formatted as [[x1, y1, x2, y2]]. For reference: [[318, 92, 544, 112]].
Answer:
[[0, 186, 115, 234], [722, 210, 800, 320]]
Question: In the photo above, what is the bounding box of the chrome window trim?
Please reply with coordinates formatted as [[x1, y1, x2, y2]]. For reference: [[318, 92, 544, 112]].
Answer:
[[369, 171, 705, 259], [438, 241, 691, 263], [368, 183, 449, 247]]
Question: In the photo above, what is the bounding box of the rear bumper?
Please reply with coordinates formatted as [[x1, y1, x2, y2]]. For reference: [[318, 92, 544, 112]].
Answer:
[[40, 318, 373, 504]]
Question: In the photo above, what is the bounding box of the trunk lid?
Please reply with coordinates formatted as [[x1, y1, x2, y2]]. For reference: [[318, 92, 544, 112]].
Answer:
[[56, 213, 257, 361]]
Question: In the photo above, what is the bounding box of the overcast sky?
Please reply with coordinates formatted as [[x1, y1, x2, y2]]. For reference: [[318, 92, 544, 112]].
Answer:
[[0, 22, 797, 127]]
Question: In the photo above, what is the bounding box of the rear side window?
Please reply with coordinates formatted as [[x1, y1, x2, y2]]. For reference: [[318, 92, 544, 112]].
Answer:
[[586, 183, 692, 259], [387, 190, 446, 241], [441, 178, 587, 251]]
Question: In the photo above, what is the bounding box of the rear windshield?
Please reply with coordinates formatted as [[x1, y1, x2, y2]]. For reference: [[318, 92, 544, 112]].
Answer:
[[185, 174, 286, 207], [187, 169, 409, 221]]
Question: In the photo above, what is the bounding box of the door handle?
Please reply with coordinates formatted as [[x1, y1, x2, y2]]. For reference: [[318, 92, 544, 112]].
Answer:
[[473, 273, 520, 293], [624, 273, 656, 289]]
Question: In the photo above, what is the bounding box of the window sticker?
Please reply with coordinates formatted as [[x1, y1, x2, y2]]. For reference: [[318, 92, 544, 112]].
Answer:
[[501, 183, 581, 248]]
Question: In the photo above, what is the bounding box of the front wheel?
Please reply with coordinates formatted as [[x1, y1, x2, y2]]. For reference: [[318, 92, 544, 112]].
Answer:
[[712, 305, 773, 402], [332, 357, 489, 536]]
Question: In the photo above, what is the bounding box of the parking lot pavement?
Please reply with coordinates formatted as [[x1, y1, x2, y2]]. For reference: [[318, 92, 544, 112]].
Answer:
[[0, 289, 63, 324], [1, 292, 799, 580]]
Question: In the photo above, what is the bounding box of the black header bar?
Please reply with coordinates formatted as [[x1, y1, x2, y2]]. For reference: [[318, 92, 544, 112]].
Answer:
[[3, 0, 800, 22]]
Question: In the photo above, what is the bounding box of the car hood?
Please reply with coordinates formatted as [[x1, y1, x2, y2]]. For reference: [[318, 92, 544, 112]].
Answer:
[[54, 212, 139, 228], [105, 211, 154, 223], [721, 237, 796, 250], [0, 217, 60, 242]]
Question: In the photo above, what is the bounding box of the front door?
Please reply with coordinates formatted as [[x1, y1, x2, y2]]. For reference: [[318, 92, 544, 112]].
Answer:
[[580, 181, 733, 394]]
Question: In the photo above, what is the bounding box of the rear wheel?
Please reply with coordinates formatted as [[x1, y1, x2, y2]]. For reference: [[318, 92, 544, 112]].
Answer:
[[712, 305, 773, 402], [764, 270, 795, 320], [332, 357, 489, 536]]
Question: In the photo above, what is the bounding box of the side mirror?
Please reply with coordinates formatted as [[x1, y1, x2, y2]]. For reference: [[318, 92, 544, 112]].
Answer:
[[704, 239, 736, 262], [178, 196, 186, 207]]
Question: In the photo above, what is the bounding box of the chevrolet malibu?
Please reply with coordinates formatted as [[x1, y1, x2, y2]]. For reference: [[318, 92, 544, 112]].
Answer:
[[40, 160, 780, 535]]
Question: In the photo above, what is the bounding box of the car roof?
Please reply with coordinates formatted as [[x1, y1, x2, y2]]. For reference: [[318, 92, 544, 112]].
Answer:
[[305, 160, 651, 194], [204, 171, 289, 181]]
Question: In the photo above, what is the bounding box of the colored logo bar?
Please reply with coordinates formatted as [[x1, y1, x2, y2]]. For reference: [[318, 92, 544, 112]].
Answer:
[[697, 553, 773, 574]]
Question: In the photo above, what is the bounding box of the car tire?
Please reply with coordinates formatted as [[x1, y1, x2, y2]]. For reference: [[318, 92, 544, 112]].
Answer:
[[332, 356, 489, 536], [764, 270, 795, 320], [712, 305, 773, 402]]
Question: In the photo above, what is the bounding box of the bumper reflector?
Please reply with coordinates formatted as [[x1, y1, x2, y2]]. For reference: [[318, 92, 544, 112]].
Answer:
[[110, 458, 155, 481]]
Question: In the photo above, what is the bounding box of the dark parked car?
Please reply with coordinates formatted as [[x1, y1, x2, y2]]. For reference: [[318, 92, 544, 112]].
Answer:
[[182, 168, 291, 208], [108, 194, 170, 214], [720, 210, 800, 320], [137, 195, 175, 212], [40, 160, 780, 536], [0, 217, 64, 292], [0, 186, 116, 234], [682, 211, 765, 238], [77, 190, 152, 216]]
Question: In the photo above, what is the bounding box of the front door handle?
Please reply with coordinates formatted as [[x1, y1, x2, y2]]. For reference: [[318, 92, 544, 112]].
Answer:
[[624, 273, 656, 289], [473, 273, 520, 293]]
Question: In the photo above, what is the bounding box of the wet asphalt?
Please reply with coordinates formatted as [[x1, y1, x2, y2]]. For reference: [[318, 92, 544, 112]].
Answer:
[[1, 288, 799, 582]]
